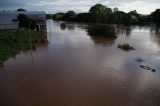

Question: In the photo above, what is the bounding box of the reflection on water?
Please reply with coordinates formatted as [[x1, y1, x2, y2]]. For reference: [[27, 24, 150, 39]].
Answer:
[[90, 36, 116, 46], [150, 26, 160, 47], [0, 20, 160, 106], [60, 22, 76, 31], [116, 25, 132, 37], [60, 23, 66, 30]]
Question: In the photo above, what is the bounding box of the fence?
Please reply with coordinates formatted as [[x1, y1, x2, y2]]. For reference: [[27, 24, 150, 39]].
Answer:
[[0, 24, 18, 29]]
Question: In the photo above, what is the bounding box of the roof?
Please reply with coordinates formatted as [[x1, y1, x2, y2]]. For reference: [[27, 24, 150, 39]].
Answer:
[[0, 11, 46, 15]]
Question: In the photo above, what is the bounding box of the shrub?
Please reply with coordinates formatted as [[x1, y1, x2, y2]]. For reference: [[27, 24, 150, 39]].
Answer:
[[118, 43, 135, 51], [88, 24, 116, 38]]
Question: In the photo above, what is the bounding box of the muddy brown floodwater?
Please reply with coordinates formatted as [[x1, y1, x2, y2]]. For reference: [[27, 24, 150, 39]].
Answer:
[[0, 20, 160, 106]]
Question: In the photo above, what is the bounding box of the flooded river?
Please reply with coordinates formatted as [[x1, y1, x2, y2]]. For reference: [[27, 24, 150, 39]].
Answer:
[[0, 20, 160, 106]]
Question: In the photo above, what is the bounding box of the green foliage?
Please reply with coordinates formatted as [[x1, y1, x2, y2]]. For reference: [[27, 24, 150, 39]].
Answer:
[[112, 11, 132, 25], [128, 10, 144, 24], [17, 14, 30, 28], [46, 14, 52, 19], [113, 7, 119, 13], [118, 43, 135, 51], [64, 11, 77, 21], [89, 4, 113, 23], [88, 24, 116, 38], [122, 13, 132, 25], [0, 29, 42, 65], [76, 13, 91, 22], [66, 11, 76, 17], [52, 13, 65, 21], [52, 11, 77, 21], [52, 4, 151, 25], [17, 14, 37, 30], [17, 8, 26, 11], [151, 9, 160, 26]]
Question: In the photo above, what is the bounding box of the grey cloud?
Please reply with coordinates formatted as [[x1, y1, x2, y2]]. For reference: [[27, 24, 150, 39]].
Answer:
[[0, 0, 160, 14]]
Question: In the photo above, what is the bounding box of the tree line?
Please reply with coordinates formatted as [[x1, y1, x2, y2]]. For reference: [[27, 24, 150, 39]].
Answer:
[[17, 14, 37, 30], [51, 4, 160, 26], [16, 8, 40, 30]]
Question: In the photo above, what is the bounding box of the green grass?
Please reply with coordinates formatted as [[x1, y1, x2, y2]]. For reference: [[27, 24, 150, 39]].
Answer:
[[0, 28, 43, 66], [118, 43, 135, 51], [88, 24, 116, 38]]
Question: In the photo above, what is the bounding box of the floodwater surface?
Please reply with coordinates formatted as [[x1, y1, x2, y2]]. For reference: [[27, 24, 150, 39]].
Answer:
[[0, 20, 160, 106]]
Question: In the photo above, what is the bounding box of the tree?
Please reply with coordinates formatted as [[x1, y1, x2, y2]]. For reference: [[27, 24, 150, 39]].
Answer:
[[67, 11, 76, 17], [88, 24, 116, 38], [17, 14, 30, 28], [113, 7, 119, 13], [89, 4, 113, 23], [151, 9, 160, 26], [76, 13, 91, 22], [52, 13, 65, 21], [17, 14, 37, 30], [46, 14, 52, 19], [65, 10, 77, 21], [122, 13, 132, 25], [51, 4, 148, 25], [128, 10, 144, 24], [17, 8, 26, 11]]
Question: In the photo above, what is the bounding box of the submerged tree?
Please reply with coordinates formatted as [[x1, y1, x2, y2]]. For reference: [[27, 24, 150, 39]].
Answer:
[[151, 9, 160, 26], [52, 13, 65, 21], [76, 13, 91, 22], [89, 4, 113, 23], [65, 10, 77, 21], [88, 24, 116, 38], [122, 13, 132, 25], [51, 3, 152, 25], [128, 10, 144, 24]]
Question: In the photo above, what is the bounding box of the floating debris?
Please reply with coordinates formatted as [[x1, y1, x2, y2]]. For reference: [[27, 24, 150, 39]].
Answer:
[[135, 57, 145, 63], [151, 69, 156, 72], [139, 65, 157, 72], [140, 65, 151, 70]]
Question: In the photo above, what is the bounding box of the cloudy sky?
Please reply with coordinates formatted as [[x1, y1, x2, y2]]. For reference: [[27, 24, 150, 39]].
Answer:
[[0, 0, 160, 14]]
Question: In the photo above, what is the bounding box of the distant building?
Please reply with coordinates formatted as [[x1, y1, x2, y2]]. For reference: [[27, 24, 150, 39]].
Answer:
[[0, 11, 46, 30]]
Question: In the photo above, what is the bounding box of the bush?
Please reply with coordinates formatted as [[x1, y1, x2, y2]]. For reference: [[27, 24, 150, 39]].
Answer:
[[88, 24, 116, 38], [118, 43, 135, 51]]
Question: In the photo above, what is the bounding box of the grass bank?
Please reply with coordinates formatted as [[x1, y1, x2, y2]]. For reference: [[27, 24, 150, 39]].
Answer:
[[0, 28, 46, 66]]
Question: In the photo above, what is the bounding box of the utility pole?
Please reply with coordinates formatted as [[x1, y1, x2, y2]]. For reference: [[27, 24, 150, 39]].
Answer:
[[29, 22, 34, 63], [50, 19, 51, 42], [29, 22, 33, 50]]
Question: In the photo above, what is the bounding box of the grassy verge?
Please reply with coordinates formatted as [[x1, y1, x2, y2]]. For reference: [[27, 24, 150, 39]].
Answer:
[[0, 28, 45, 66]]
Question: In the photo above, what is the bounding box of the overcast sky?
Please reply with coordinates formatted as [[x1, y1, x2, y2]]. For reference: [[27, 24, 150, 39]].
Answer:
[[0, 0, 160, 14]]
